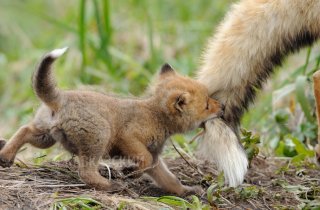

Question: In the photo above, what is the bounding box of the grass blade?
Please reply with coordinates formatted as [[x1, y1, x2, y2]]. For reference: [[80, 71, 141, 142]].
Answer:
[[103, 0, 112, 47], [79, 0, 87, 82], [93, 0, 114, 73], [142, 196, 191, 209], [295, 75, 313, 122], [302, 47, 312, 75]]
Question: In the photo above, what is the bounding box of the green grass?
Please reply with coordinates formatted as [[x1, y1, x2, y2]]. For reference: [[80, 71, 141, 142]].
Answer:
[[51, 197, 104, 210]]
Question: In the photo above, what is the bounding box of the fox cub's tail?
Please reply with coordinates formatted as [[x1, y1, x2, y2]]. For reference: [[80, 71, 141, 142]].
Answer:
[[33, 47, 68, 111]]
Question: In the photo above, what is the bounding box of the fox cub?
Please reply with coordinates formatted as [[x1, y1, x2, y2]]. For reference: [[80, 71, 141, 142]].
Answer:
[[0, 48, 223, 195]]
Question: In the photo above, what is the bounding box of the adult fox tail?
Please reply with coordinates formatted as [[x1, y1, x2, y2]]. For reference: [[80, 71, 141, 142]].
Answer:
[[197, 0, 320, 186], [32, 47, 68, 112]]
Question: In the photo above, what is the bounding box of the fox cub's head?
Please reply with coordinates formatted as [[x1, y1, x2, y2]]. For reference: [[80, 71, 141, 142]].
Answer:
[[152, 63, 224, 132]]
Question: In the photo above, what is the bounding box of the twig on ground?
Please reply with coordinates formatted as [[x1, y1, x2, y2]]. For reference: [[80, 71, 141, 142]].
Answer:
[[247, 199, 257, 209], [263, 197, 271, 210], [170, 138, 203, 176], [16, 158, 29, 168], [35, 184, 86, 188], [220, 195, 234, 207], [123, 162, 158, 179], [99, 162, 112, 180]]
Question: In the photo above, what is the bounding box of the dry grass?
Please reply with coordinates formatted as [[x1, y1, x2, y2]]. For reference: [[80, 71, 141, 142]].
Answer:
[[0, 156, 319, 209]]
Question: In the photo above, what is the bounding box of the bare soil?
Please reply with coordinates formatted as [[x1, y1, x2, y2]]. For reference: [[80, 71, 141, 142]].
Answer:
[[0, 156, 319, 209]]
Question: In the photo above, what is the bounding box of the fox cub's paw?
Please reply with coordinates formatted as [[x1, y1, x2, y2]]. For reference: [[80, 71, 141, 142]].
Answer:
[[0, 139, 6, 150], [105, 181, 126, 193], [90, 180, 125, 192], [182, 185, 204, 196], [0, 155, 14, 168], [0, 139, 14, 168]]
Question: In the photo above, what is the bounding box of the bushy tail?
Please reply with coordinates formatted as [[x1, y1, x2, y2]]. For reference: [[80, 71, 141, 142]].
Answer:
[[196, 0, 320, 186], [197, 120, 248, 187], [32, 47, 68, 111]]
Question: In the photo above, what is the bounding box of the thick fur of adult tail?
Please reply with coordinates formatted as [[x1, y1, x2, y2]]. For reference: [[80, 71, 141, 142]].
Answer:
[[196, 0, 320, 187], [33, 47, 68, 111]]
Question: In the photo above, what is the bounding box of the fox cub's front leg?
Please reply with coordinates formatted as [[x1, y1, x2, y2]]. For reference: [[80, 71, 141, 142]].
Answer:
[[147, 158, 203, 196], [118, 138, 154, 172]]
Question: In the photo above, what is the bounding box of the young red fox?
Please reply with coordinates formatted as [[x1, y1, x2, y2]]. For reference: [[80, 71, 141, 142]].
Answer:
[[196, 0, 320, 187], [0, 48, 223, 195]]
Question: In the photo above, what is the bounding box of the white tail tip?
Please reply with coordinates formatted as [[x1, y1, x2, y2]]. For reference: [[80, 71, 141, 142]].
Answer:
[[197, 119, 248, 187], [48, 47, 68, 58]]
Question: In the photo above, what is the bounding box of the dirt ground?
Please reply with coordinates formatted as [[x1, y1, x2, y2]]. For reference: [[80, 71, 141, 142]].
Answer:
[[0, 155, 319, 209]]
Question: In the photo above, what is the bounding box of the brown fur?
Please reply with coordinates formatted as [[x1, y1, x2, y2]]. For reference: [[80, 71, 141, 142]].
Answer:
[[0, 50, 222, 195]]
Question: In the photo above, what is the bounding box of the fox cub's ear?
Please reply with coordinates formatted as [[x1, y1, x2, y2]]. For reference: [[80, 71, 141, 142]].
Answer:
[[168, 92, 190, 113], [160, 63, 176, 76]]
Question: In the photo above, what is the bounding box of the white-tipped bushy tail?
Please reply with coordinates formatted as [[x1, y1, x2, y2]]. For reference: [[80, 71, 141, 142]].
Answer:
[[48, 47, 68, 58], [197, 119, 248, 187]]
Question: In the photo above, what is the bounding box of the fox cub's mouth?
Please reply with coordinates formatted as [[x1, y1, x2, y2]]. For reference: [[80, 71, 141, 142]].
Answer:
[[200, 109, 224, 129], [210, 109, 224, 120]]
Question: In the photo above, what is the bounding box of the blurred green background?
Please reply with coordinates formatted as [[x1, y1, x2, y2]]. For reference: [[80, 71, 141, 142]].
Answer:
[[0, 0, 319, 162]]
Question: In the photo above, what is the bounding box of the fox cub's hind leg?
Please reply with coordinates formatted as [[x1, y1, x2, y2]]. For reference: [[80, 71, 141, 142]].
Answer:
[[78, 153, 123, 192], [147, 158, 203, 196], [0, 123, 56, 167]]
